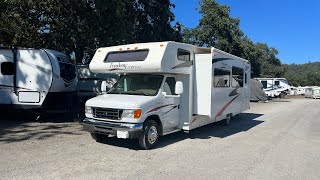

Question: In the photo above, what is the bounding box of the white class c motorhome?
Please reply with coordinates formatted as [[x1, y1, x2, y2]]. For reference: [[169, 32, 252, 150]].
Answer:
[[0, 48, 78, 117], [83, 42, 251, 149]]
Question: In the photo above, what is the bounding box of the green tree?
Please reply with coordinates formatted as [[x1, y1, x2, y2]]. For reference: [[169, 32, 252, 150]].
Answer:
[[284, 62, 320, 86], [0, 0, 181, 63]]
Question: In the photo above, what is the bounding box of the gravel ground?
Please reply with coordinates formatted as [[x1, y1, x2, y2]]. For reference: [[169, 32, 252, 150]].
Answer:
[[0, 98, 320, 180]]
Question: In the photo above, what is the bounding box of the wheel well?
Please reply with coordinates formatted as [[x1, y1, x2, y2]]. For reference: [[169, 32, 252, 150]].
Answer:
[[145, 115, 163, 135]]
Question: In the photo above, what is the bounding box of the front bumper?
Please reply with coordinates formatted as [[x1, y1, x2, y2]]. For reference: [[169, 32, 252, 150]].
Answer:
[[82, 118, 143, 139]]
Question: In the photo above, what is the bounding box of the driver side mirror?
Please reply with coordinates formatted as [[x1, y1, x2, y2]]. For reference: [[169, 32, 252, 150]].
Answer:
[[175, 81, 183, 95]]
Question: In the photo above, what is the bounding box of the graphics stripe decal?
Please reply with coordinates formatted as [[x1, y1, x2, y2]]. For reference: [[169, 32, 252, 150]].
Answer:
[[147, 104, 175, 113], [162, 105, 178, 115], [215, 94, 240, 117]]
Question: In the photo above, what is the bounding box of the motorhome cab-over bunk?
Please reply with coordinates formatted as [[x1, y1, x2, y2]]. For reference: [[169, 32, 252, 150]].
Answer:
[[82, 42, 251, 149]]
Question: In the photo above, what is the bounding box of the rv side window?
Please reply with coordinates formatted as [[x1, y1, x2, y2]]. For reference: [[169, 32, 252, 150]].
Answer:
[[105, 49, 149, 62], [177, 49, 190, 61], [261, 81, 267, 89], [59, 62, 76, 81], [232, 67, 244, 87], [275, 81, 280, 86], [1, 62, 14, 75], [214, 68, 230, 87], [163, 77, 177, 95]]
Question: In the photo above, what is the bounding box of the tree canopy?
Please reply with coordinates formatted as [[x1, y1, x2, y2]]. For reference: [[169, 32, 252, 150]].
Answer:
[[0, 0, 182, 63], [284, 62, 320, 86], [2, 0, 314, 82]]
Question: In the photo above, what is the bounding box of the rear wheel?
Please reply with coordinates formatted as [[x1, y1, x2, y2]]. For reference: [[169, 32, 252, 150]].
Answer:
[[139, 120, 160, 150], [91, 133, 108, 142]]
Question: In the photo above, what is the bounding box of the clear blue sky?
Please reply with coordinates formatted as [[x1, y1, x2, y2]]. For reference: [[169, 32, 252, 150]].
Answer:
[[171, 0, 320, 64]]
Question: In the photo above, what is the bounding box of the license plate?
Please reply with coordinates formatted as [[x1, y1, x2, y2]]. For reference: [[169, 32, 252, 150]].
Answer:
[[117, 131, 129, 139]]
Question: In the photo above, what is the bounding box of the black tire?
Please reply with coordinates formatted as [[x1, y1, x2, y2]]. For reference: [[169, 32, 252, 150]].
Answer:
[[91, 133, 107, 142], [223, 114, 231, 126], [139, 120, 160, 150]]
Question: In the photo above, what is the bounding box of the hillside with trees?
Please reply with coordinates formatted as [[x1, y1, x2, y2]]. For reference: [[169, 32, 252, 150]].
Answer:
[[0, 0, 291, 78], [284, 62, 320, 86]]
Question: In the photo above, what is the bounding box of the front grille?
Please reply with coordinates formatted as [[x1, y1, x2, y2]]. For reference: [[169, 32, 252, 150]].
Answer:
[[92, 107, 123, 120]]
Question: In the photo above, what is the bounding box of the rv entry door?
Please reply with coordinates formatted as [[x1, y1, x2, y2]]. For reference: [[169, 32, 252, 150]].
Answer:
[[161, 77, 180, 131]]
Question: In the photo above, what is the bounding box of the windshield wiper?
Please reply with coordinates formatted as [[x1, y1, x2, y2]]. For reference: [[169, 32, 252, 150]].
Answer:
[[132, 91, 150, 96], [108, 91, 150, 96], [121, 91, 150, 96], [107, 92, 122, 94]]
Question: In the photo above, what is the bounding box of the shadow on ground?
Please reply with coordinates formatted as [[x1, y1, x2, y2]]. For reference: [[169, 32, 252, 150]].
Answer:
[[96, 113, 264, 150], [0, 111, 83, 144]]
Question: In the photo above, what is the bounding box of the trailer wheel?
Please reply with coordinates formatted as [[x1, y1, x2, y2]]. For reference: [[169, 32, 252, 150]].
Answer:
[[91, 133, 107, 142], [223, 114, 231, 126], [139, 120, 160, 150]]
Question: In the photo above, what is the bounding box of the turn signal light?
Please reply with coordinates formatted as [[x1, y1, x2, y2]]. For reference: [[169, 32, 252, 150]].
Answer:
[[134, 109, 142, 118]]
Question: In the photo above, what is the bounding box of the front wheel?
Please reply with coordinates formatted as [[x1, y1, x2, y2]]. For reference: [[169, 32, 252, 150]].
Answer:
[[139, 120, 160, 150]]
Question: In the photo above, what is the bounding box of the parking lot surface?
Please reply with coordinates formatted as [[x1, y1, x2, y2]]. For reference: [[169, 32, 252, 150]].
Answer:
[[1, 98, 320, 180]]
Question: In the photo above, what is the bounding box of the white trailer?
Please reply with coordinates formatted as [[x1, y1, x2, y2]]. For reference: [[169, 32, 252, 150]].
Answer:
[[311, 87, 320, 99], [0, 48, 78, 117], [254, 78, 290, 98], [305, 87, 314, 98], [82, 42, 251, 149]]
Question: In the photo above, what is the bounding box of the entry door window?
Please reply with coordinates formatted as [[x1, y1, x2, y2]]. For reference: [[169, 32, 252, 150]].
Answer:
[[163, 77, 177, 95]]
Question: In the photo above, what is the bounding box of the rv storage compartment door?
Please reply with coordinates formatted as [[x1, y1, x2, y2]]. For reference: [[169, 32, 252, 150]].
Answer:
[[18, 91, 40, 103], [193, 54, 212, 116]]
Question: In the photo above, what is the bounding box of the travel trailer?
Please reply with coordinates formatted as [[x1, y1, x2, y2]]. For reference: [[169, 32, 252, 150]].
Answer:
[[254, 78, 290, 98], [77, 64, 118, 104], [297, 86, 308, 95], [82, 42, 251, 149], [305, 87, 314, 98], [0, 48, 78, 117], [311, 87, 320, 99]]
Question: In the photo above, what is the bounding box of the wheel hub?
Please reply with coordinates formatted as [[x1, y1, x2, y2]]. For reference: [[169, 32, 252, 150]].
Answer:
[[148, 126, 158, 144]]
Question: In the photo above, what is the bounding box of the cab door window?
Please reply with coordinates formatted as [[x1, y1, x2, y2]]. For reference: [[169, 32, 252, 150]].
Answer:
[[163, 77, 177, 95]]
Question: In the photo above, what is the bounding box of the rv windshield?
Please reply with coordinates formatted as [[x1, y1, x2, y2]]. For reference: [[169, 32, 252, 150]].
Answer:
[[108, 74, 163, 96]]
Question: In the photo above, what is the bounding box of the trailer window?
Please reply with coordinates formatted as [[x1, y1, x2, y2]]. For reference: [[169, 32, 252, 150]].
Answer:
[[261, 81, 267, 89], [214, 68, 230, 87], [59, 62, 76, 81], [163, 77, 177, 95], [177, 49, 190, 61], [1, 62, 14, 75], [104, 49, 149, 62], [232, 67, 244, 87], [275, 81, 280, 86]]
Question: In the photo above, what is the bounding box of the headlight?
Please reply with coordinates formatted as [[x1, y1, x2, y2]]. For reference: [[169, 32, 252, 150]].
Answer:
[[85, 106, 92, 114], [122, 109, 141, 119]]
